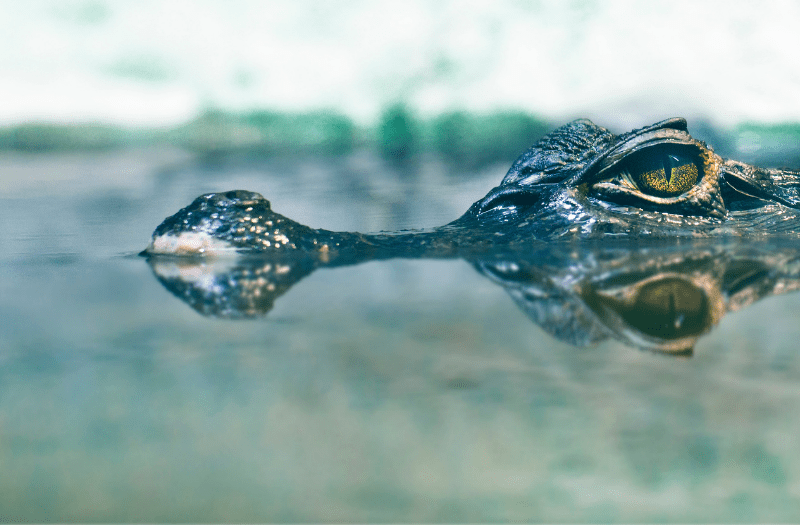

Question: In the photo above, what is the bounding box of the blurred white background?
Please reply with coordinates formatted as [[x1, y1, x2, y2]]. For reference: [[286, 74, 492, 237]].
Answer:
[[2, 0, 799, 129]]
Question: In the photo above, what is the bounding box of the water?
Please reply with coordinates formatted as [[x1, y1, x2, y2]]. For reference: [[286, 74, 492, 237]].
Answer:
[[2, 150, 800, 521]]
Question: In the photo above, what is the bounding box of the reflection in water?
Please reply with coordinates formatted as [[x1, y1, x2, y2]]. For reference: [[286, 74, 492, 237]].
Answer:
[[145, 240, 800, 355], [5, 148, 800, 521]]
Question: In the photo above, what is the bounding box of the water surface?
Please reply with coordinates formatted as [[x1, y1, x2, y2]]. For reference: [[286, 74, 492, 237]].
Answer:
[[2, 150, 800, 522]]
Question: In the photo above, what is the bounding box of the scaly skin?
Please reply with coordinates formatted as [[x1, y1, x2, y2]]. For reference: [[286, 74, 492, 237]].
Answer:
[[143, 118, 800, 261], [141, 119, 800, 353]]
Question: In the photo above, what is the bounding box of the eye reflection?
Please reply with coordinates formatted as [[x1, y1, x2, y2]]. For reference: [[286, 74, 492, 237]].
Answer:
[[580, 274, 715, 352], [621, 277, 708, 338]]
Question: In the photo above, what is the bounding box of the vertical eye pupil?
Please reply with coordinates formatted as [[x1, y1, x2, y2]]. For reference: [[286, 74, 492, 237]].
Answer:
[[632, 151, 699, 196], [639, 166, 670, 193]]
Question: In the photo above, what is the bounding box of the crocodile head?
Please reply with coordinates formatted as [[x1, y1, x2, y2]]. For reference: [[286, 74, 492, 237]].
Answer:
[[143, 118, 800, 257], [467, 118, 800, 239]]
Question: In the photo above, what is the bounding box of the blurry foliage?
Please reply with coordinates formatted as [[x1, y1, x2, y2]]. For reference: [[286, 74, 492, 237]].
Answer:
[[169, 109, 357, 156], [430, 111, 551, 168], [0, 123, 142, 151], [736, 122, 800, 137], [0, 107, 553, 169], [4, 109, 800, 173], [378, 104, 419, 163], [375, 106, 551, 168], [732, 122, 800, 167]]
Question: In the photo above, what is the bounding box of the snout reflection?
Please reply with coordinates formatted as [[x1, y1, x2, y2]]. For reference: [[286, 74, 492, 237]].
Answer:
[[145, 241, 800, 355]]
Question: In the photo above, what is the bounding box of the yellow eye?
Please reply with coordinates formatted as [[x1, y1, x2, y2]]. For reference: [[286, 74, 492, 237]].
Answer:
[[590, 144, 719, 217], [630, 152, 699, 197]]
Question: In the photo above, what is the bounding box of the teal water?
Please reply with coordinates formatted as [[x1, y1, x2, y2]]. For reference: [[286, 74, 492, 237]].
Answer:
[[2, 150, 800, 522]]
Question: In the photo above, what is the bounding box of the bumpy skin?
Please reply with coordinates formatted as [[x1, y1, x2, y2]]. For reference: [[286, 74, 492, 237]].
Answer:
[[143, 118, 800, 258]]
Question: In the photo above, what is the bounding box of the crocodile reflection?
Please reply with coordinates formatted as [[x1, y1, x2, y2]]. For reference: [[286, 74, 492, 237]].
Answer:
[[145, 241, 800, 355]]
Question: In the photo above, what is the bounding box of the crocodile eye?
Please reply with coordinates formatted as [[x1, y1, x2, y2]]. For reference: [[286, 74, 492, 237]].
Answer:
[[591, 144, 711, 208], [589, 137, 723, 217], [628, 150, 699, 197]]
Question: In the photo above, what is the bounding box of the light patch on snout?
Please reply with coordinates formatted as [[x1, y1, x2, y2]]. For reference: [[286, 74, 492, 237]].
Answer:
[[145, 231, 237, 255]]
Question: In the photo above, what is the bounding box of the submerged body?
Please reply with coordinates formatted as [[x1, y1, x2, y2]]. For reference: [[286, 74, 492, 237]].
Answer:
[[144, 118, 800, 258]]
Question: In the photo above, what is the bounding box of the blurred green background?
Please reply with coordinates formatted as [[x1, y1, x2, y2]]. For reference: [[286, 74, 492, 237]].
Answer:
[[1, 1, 800, 166]]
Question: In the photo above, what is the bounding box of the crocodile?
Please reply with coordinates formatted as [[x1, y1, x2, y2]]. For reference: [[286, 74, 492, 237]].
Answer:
[[142, 117, 800, 354], [143, 117, 800, 258]]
